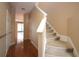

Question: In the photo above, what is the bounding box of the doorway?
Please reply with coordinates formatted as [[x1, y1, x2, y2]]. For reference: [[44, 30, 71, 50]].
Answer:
[[17, 22, 24, 43]]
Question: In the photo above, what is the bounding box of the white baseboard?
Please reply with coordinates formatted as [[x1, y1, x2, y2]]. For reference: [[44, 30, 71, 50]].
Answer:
[[5, 42, 16, 56], [10, 42, 16, 46], [30, 40, 38, 50], [68, 38, 79, 57], [5, 47, 9, 56]]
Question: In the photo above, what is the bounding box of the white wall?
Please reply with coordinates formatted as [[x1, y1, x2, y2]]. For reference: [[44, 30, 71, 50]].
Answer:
[[24, 13, 29, 40], [29, 6, 45, 49], [68, 14, 79, 56], [38, 2, 79, 35], [5, 9, 12, 56], [0, 3, 13, 56]]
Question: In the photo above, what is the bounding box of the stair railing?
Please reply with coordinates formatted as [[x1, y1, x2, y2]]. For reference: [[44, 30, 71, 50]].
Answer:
[[46, 21, 78, 57]]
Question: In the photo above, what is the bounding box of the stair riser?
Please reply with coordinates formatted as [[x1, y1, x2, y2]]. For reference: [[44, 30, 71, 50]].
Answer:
[[46, 23, 73, 57]]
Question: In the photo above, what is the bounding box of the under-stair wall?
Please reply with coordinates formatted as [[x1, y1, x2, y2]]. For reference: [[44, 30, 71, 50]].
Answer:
[[29, 3, 46, 49], [29, 3, 47, 56]]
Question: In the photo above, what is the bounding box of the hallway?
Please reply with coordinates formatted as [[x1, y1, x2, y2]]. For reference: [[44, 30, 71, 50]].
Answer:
[[0, 2, 79, 57], [6, 40, 38, 57]]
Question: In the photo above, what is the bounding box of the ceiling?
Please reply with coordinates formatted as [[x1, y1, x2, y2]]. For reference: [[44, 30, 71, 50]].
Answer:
[[11, 2, 36, 14]]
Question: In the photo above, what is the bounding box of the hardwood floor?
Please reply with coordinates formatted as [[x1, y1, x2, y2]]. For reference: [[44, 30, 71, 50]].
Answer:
[[6, 39, 38, 57]]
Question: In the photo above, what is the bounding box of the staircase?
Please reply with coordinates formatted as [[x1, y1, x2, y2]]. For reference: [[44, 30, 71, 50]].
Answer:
[[45, 22, 74, 57]]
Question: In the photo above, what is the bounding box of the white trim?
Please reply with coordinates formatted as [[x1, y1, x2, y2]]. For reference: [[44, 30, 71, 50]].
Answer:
[[5, 42, 15, 56], [35, 2, 47, 16], [35, 2, 47, 33], [68, 37, 79, 57], [37, 17, 46, 32], [5, 47, 9, 56]]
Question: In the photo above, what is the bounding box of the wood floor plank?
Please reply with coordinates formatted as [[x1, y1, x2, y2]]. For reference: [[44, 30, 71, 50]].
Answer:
[[6, 40, 38, 57]]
